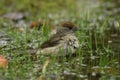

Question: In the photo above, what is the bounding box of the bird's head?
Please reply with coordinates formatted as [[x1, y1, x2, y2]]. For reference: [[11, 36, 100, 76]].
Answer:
[[60, 22, 78, 32]]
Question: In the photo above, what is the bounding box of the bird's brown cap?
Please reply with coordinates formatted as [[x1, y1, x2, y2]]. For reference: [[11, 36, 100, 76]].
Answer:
[[60, 22, 77, 29]]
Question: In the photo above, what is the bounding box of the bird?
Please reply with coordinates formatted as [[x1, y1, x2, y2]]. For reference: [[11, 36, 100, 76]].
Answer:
[[38, 22, 80, 80], [36, 22, 79, 56]]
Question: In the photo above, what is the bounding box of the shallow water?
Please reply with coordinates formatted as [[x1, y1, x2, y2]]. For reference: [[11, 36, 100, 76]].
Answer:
[[0, 0, 120, 80]]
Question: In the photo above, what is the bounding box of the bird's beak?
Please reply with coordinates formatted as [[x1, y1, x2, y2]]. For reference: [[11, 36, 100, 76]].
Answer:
[[73, 27, 80, 31], [76, 27, 81, 31], [77, 27, 81, 31], [76, 27, 88, 31], [77, 28, 88, 31]]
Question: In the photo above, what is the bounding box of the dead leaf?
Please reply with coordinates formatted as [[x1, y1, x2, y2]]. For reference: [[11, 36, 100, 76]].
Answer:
[[0, 55, 8, 68]]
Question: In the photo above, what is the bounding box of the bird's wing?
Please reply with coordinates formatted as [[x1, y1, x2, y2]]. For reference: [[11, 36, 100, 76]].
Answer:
[[40, 28, 73, 49], [40, 33, 62, 49]]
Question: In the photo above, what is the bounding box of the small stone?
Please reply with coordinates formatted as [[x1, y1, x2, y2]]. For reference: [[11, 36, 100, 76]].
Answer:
[[92, 72, 96, 76], [3, 12, 25, 22]]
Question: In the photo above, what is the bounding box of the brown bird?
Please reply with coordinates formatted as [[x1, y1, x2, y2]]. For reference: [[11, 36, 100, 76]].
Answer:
[[36, 22, 79, 56]]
